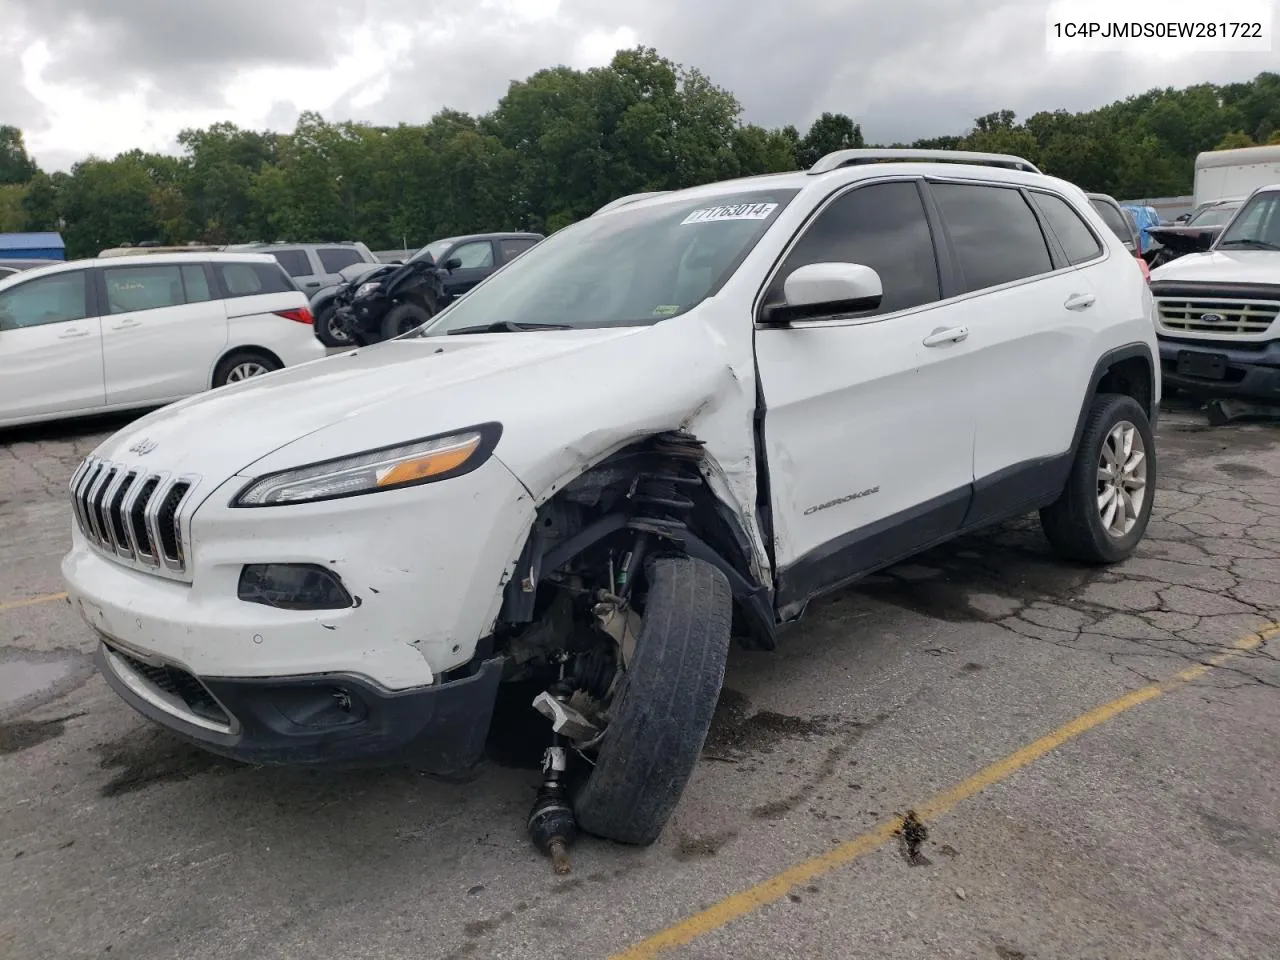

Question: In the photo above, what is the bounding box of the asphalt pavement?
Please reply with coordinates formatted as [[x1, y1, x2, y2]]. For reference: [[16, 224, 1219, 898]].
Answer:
[[1, 401, 1278, 960]]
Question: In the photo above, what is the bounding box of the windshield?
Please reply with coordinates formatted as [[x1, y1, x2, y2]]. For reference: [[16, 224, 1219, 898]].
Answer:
[[1188, 203, 1240, 227], [412, 189, 799, 335], [1216, 191, 1280, 250]]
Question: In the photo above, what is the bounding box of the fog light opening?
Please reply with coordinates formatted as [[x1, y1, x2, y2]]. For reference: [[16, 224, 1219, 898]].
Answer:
[[238, 563, 355, 610]]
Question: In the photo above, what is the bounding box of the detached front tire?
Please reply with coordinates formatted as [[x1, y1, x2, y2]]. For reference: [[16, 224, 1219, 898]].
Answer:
[[313, 304, 351, 348], [573, 555, 732, 846], [1040, 392, 1156, 564], [379, 302, 433, 340]]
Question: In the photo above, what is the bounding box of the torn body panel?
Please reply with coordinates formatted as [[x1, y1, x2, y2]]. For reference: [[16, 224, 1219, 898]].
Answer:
[[487, 314, 771, 589]]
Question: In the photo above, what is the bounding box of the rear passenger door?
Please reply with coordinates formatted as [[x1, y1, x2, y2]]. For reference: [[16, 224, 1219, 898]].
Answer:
[[923, 179, 1104, 521], [440, 240, 497, 299], [99, 262, 228, 405]]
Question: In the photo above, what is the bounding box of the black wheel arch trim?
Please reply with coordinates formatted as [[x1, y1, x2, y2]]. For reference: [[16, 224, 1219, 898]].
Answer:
[[1071, 342, 1158, 449]]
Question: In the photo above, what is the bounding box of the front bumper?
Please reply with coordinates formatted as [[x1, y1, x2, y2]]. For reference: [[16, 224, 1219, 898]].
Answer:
[[95, 636, 503, 771], [1158, 336, 1280, 400]]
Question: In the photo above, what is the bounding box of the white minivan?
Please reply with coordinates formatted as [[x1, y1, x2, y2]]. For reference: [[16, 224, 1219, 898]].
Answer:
[[0, 252, 326, 429]]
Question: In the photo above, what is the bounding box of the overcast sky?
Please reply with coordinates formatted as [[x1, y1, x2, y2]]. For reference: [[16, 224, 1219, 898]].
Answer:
[[1, 0, 1276, 171]]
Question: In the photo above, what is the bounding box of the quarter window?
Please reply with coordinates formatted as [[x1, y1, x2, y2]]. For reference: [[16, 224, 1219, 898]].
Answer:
[[270, 249, 312, 277], [930, 182, 1053, 291], [104, 265, 189, 313], [214, 261, 297, 297], [1032, 192, 1104, 264], [765, 180, 941, 316], [318, 247, 363, 273], [0, 271, 90, 330], [1089, 200, 1133, 244]]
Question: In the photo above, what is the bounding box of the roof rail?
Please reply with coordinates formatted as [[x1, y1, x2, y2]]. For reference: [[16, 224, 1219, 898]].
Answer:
[[592, 191, 671, 216], [809, 148, 1042, 175]]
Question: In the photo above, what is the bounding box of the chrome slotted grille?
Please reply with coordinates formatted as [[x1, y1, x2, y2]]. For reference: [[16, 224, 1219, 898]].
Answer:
[[69, 456, 200, 580], [1156, 298, 1279, 337]]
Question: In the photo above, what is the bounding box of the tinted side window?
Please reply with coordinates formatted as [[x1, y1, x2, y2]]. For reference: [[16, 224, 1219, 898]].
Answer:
[[182, 265, 213, 302], [104, 265, 187, 313], [1033, 192, 1104, 264], [499, 238, 538, 261], [451, 241, 494, 269], [317, 247, 363, 273], [0, 271, 90, 329], [1090, 200, 1133, 243], [270, 249, 312, 277], [766, 180, 940, 315], [214, 262, 296, 297], [930, 182, 1053, 291]]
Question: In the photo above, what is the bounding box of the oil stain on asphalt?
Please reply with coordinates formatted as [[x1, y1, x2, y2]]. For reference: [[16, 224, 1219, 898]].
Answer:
[[94, 726, 240, 797]]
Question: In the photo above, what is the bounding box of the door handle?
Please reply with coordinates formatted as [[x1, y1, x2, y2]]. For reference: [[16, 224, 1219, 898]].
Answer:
[[922, 325, 968, 347], [1064, 293, 1096, 310], [112, 319, 140, 330], [305, 281, 320, 288], [57, 328, 89, 339]]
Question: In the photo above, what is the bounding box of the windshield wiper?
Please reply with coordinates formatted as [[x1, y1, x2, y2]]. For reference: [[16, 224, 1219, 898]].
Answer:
[[1218, 238, 1280, 250], [446, 320, 572, 335]]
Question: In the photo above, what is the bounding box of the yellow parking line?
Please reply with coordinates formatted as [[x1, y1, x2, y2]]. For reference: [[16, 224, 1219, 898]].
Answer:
[[0, 592, 68, 613], [610, 622, 1280, 960]]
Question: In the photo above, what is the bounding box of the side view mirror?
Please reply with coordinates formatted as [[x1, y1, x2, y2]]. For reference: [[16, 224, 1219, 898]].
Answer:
[[761, 262, 883, 324], [443, 256, 462, 271], [1174, 213, 1191, 223]]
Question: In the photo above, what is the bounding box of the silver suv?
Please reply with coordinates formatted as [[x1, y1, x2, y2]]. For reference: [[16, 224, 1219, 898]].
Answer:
[[225, 242, 379, 296]]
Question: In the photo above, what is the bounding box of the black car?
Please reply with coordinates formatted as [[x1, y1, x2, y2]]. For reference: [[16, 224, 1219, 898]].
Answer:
[[1143, 198, 1243, 267], [313, 232, 543, 347], [415, 231, 543, 303]]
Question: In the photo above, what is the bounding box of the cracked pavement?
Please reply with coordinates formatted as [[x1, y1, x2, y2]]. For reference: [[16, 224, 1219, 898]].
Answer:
[[1, 402, 1279, 960]]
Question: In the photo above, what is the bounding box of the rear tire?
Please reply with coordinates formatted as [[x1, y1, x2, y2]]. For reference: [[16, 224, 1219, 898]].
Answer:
[[572, 555, 732, 846], [379, 303, 432, 340], [212, 350, 281, 388], [1040, 393, 1155, 564]]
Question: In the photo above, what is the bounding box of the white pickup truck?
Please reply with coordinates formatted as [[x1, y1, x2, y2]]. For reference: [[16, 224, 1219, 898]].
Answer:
[[1149, 183, 1280, 401]]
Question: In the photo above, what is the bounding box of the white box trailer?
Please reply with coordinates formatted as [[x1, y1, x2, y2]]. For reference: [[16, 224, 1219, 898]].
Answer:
[[1193, 145, 1280, 208]]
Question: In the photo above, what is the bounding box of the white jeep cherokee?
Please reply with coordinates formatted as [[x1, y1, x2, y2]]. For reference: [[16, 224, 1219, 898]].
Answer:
[[61, 149, 1159, 854]]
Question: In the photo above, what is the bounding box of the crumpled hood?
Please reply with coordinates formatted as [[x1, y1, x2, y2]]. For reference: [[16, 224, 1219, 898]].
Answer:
[[1149, 249, 1280, 286], [90, 326, 654, 481]]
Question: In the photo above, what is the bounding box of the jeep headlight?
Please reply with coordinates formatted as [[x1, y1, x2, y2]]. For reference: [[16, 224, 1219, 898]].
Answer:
[[233, 424, 501, 506], [355, 281, 381, 297]]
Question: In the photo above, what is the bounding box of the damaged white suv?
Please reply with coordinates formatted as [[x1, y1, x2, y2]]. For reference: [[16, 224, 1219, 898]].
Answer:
[[62, 149, 1159, 856]]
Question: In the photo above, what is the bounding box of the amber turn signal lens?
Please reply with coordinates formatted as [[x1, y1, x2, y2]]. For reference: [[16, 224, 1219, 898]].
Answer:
[[374, 435, 480, 487]]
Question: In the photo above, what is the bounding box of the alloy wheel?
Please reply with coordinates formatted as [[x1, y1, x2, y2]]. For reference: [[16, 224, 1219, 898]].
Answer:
[[1096, 420, 1147, 537], [227, 361, 270, 382]]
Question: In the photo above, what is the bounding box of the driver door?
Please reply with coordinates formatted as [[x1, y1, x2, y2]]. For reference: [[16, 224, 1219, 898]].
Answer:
[[440, 240, 497, 299], [0, 269, 106, 425], [753, 178, 979, 615]]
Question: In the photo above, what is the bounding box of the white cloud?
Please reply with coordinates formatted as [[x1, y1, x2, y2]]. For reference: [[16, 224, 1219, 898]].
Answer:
[[0, 0, 1276, 171]]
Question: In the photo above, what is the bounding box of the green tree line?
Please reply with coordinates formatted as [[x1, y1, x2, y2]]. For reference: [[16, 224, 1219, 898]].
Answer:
[[1, 48, 1278, 259]]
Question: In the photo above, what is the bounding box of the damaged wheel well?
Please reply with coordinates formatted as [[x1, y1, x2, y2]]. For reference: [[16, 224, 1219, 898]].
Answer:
[[498, 431, 776, 650]]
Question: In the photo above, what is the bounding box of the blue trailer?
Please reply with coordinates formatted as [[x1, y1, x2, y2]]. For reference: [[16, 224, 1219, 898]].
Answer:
[[0, 232, 65, 261]]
